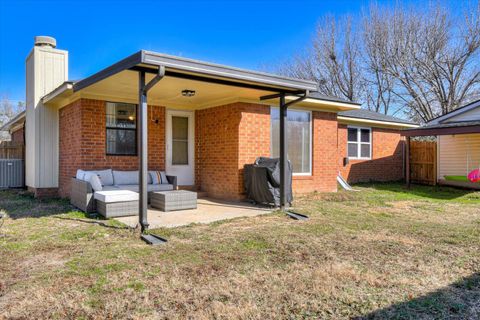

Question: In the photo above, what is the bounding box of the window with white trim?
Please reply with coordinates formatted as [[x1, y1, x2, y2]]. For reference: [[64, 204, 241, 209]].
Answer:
[[106, 102, 137, 155], [347, 127, 371, 159], [271, 107, 312, 175]]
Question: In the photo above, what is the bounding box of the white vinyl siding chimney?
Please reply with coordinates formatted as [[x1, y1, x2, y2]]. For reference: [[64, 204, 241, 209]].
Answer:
[[25, 38, 68, 189]]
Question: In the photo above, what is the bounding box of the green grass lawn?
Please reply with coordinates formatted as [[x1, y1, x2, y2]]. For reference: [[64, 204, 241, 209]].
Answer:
[[1, 183, 479, 319]]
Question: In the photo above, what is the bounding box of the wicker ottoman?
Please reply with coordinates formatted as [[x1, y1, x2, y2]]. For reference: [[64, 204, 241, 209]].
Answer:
[[150, 190, 197, 212], [94, 190, 139, 218]]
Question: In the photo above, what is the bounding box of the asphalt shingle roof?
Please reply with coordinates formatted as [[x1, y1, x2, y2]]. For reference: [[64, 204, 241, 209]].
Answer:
[[338, 109, 416, 125]]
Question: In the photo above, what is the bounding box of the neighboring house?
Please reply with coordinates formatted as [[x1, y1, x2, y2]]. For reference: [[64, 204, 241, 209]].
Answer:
[[0, 111, 26, 144], [403, 100, 480, 189], [0, 131, 10, 142], [18, 36, 416, 199]]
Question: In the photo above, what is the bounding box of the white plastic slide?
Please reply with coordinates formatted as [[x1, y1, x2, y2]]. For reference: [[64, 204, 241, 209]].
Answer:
[[337, 174, 359, 191]]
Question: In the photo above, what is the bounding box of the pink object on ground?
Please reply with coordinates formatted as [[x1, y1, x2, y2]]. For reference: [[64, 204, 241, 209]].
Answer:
[[467, 169, 480, 183]]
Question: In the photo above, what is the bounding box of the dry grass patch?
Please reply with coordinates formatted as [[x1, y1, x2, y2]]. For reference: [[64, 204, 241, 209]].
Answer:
[[0, 183, 479, 319]]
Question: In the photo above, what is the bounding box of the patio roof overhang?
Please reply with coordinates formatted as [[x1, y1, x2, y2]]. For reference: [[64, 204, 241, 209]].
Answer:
[[402, 122, 480, 136], [42, 50, 360, 242], [42, 50, 359, 112], [75, 50, 319, 93]]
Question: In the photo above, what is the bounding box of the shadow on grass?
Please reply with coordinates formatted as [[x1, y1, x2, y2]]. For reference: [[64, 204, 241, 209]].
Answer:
[[53, 216, 132, 230], [356, 182, 480, 201], [0, 189, 74, 219], [1, 189, 133, 230], [355, 273, 480, 319]]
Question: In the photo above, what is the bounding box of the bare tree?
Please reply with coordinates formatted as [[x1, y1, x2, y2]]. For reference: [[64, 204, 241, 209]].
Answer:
[[362, 7, 398, 115], [281, 1, 480, 122], [365, 2, 480, 122], [281, 15, 364, 102], [0, 96, 15, 127], [0, 95, 25, 127]]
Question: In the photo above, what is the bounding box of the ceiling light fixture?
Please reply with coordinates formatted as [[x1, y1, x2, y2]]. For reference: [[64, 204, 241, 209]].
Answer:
[[181, 89, 196, 97]]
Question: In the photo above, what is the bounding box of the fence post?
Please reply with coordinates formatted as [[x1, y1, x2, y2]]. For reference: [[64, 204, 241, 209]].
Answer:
[[433, 140, 437, 186], [406, 136, 411, 188]]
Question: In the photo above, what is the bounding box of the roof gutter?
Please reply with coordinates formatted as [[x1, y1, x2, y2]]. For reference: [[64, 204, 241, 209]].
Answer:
[[141, 50, 318, 92], [42, 82, 74, 104], [337, 116, 419, 128], [72, 50, 318, 94], [73, 51, 142, 92], [291, 97, 361, 109], [402, 124, 480, 136]]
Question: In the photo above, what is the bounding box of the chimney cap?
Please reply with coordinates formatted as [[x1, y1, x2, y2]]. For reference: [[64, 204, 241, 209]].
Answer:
[[34, 36, 56, 48]]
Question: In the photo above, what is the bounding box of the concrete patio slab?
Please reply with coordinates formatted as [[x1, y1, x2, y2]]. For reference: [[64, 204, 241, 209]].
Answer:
[[114, 198, 273, 228]]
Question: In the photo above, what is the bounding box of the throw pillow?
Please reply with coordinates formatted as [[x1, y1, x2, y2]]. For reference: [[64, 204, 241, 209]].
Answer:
[[83, 171, 93, 182], [89, 174, 103, 192], [76, 169, 85, 180], [160, 171, 168, 184], [112, 170, 139, 185], [150, 171, 162, 185], [94, 169, 114, 186]]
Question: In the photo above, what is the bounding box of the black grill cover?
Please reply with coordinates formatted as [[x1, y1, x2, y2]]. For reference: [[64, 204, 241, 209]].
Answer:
[[243, 157, 293, 206]]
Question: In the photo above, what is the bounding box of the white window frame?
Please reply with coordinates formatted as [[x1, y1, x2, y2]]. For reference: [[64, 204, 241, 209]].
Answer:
[[347, 126, 372, 160], [270, 107, 313, 176]]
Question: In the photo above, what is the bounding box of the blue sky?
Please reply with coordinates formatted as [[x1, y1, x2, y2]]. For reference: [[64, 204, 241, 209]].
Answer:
[[0, 0, 459, 104]]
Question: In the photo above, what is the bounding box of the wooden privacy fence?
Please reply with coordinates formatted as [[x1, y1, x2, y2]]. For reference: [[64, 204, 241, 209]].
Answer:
[[409, 140, 437, 185], [0, 141, 25, 159]]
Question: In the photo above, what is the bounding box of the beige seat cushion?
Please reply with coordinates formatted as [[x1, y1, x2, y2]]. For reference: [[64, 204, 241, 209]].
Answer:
[[94, 190, 139, 203]]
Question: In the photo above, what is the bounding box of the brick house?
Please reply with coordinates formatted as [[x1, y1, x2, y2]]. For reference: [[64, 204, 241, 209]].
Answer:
[[9, 36, 416, 200], [0, 111, 25, 143]]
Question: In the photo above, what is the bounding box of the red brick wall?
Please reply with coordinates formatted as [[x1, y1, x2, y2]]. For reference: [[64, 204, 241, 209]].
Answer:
[[195, 103, 243, 200], [10, 126, 24, 143], [58, 98, 402, 200], [338, 124, 405, 183], [195, 102, 271, 200], [58, 98, 165, 197], [195, 103, 339, 199], [59, 100, 83, 197], [237, 103, 271, 195]]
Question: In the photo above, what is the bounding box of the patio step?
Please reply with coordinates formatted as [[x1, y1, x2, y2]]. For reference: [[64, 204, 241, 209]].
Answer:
[[177, 186, 208, 198], [178, 185, 197, 191], [196, 191, 208, 198]]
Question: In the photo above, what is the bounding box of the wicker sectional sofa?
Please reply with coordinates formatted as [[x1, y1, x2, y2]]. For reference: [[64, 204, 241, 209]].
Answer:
[[70, 169, 177, 213]]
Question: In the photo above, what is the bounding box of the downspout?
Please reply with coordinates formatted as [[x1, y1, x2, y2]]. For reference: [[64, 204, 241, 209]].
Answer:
[[138, 66, 165, 232]]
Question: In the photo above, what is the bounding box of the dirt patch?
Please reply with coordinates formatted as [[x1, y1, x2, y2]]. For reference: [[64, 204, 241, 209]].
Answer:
[[22, 251, 68, 270]]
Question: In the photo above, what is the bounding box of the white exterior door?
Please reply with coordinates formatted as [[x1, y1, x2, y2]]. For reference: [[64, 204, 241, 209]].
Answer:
[[166, 110, 195, 186]]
